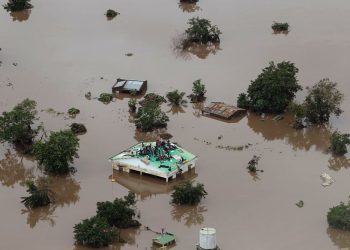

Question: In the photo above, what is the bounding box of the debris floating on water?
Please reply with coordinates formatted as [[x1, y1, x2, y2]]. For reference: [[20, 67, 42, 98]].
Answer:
[[296, 200, 304, 208], [320, 172, 334, 187]]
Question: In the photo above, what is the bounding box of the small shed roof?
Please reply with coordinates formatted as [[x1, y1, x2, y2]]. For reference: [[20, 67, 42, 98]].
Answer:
[[112, 79, 146, 92], [153, 233, 176, 246], [202, 102, 246, 119]]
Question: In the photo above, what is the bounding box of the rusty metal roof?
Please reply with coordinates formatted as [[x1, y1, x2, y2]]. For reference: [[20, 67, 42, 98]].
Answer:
[[202, 102, 246, 119]]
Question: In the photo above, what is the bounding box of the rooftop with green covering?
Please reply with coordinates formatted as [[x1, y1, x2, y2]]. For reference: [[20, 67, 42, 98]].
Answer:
[[109, 140, 198, 182], [152, 232, 176, 246]]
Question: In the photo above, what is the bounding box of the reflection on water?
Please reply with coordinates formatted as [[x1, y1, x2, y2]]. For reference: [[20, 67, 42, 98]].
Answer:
[[171, 204, 206, 227], [178, 2, 200, 13], [247, 113, 331, 152], [172, 35, 221, 60], [327, 227, 350, 249], [0, 149, 34, 188], [21, 205, 56, 228], [192, 102, 204, 118], [166, 105, 186, 115], [10, 10, 31, 22], [111, 169, 198, 200], [22, 175, 80, 228], [328, 156, 350, 171]]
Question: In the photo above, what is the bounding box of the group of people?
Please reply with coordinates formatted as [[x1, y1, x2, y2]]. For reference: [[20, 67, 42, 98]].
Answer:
[[137, 140, 176, 161]]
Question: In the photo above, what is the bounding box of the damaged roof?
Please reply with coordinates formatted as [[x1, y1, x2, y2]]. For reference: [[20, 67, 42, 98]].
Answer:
[[202, 102, 246, 120]]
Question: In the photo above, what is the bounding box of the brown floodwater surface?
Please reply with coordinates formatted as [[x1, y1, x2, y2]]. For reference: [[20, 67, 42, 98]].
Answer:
[[1, 0, 350, 249]]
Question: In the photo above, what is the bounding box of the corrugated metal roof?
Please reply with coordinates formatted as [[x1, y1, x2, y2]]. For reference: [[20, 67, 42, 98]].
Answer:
[[202, 102, 246, 119]]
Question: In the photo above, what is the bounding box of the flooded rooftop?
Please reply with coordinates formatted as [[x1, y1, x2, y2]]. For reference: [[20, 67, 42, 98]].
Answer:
[[1, 0, 350, 249]]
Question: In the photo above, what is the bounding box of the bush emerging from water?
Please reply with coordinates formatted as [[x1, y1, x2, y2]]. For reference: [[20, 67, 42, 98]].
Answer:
[[237, 61, 301, 113], [106, 9, 119, 18], [96, 192, 140, 228], [139, 93, 166, 107], [247, 155, 260, 172], [98, 93, 114, 104], [70, 123, 87, 135], [21, 179, 54, 208], [271, 22, 289, 33], [135, 100, 169, 132], [128, 99, 137, 113], [0, 99, 40, 150], [74, 216, 118, 248], [68, 108, 80, 118], [33, 130, 79, 175], [330, 131, 350, 155], [184, 17, 221, 45], [327, 201, 350, 231], [3, 0, 33, 12], [171, 181, 207, 205], [166, 90, 186, 106]]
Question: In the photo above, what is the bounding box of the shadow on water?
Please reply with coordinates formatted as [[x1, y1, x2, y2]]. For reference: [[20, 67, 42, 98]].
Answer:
[[21, 175, 81, 228], [327, 227, 350, 249], [110, 169, 198, 201], [178, 2, 201, 13], [171, 204, 207, 227], [172, 35, 221, 60], [10, 10, 31, 22], [247, 113, 331, 152], [0, 149, 34, 188]]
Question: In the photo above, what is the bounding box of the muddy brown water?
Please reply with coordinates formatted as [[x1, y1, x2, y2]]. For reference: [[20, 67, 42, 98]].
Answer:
[[1, 0, 350, 249]]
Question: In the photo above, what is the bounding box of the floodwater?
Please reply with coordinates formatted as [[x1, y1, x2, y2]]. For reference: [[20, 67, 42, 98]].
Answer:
[[1, 0, 350, 249]]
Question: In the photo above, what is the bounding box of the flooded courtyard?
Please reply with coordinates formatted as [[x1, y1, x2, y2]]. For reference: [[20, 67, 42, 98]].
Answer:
[[1, 0, 350, 249]]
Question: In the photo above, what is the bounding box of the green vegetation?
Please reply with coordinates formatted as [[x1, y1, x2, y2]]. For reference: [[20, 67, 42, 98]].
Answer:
[[184, 17, 221, 45], [166, 90, 186, 106], [327, 201, 350, 231], [290, 79, 343, 125], [67, 108, 80, 118], [96, 192, 140, 228], [21, 179, 54, 208], [330, 131, 350, 155], [128, 99, 137, 113], [271, 22, 289, 33], [98, 93, 114, 104], [190, 79, 206, 102], [247, 155, 260, 172], [33, 130, 79, 175], [3, 0, 33, 12], [237, 61, 301, 113], [171, 181, 207, 205], [135, 100, 169, 132], [139, 93, 166, 107], [74, 216, 118, 248], [70, 123, 87, 135], [0, 99, 40, 149]]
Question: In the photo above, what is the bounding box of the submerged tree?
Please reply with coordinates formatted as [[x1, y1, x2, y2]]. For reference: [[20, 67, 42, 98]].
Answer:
[[330, 131, 350, 156], [189, 79, 206, 102], [139, 93, 167, 107], [3, 0, 33, 12], [96, 192, 140, 228], [33, 130, 79, 175], [21, 179, 54, 208], [303, 79, 343, 124], [74, 216, 118, 248], [135, 100, 169, 132], [184, 17, 221, 45], [327, 201, 350, 231], [166, 90, 186, 106], [128, 99, 137, 113], [171, 181, 207, 205], [0, 99, 40, 150], [237, 61, 301, 113]]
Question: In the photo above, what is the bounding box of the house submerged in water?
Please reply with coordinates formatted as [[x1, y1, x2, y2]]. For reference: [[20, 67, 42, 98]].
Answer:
[[109, 141, 197, 182]]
